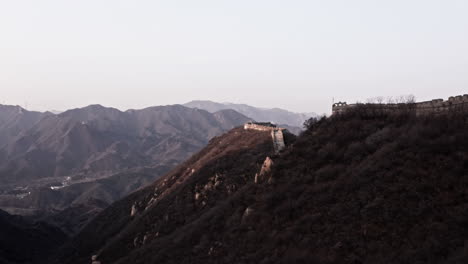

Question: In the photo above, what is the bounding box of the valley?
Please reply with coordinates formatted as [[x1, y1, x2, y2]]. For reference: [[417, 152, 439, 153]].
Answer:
[[1, 98, 468, 264], [0, 104, 252, 233]]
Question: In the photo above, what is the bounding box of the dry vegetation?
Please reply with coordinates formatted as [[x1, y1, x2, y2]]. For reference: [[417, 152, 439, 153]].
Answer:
[[55, 107, 468, 264]]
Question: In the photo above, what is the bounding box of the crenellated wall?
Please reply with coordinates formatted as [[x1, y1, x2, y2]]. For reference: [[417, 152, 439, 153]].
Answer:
[[332, 95, 468, 116]]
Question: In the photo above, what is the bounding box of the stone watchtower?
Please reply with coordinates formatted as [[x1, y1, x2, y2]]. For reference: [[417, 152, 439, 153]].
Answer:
[[332, 102, 350, 115], [244, 122, 286, 153]]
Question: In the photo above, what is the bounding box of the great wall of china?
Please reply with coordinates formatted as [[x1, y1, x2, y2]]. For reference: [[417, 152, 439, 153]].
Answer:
[[244, 122, 286, 153], [332, 94, 468, 115], [243, 95, 468, 152]]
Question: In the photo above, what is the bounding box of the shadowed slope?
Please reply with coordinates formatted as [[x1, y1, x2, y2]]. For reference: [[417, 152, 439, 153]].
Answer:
[[55, 127, 278, 264], [58, 107, 468, 263], [0, 105, 47, 148], [0, 209, 66, 264]]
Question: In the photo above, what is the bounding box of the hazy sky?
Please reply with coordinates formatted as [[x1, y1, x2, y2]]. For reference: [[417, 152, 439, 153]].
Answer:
[[1, 0, 467, 114]]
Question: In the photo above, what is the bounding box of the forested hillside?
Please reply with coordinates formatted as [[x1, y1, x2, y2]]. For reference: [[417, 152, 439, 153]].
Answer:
[[55, 106, 468, 263]]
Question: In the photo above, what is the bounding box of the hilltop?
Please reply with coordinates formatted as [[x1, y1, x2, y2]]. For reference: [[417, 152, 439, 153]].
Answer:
[[54, 126, 292, 263], [0, 105, 49, 148], [54, 105, 468, 263]]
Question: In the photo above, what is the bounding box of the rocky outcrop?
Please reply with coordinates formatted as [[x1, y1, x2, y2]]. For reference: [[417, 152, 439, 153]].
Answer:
[[255, 157, 274, 184], [54, 127, 274, 264], [91, 255, 101, 264]]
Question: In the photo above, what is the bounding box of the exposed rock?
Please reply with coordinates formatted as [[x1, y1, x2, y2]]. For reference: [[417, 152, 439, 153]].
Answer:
[[91, 255, 101, 263], [130, 204, 137, 217], [55, 127, 273, 264], [243, 207, 254, 218], [54, 107, 468, 264], [255, 157, 274, 183]]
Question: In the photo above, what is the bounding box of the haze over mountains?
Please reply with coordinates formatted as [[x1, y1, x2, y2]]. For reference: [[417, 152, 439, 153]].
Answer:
[[184, 100, 316, 128], [0, 104, 247, 185], [0, 103, 252, 224], [0, 101, 312, 238], [2, 0, 466, 262], [0, 105, 49, 148]]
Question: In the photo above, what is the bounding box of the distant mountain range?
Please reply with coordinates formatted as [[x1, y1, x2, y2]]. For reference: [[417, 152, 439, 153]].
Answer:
[[0, 104, 248, 185], [0, 104, 250, 232], [184, 100, 316, 128], [0, 101, 314, 238]]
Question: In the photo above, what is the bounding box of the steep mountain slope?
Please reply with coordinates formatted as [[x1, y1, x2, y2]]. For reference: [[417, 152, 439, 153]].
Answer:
[[0, 105, 47, 148], [0, 104, 250, 222], [54, 126, 286, 264], [56, 107, 468, 263], [0, 209, 66, 264], [184, 100, 315, 128]]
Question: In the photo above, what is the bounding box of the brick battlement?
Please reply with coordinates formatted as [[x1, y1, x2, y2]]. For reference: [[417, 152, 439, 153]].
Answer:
[[332, 95, 468, 116]]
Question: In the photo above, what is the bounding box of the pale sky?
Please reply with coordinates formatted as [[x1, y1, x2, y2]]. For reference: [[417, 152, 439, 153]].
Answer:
[[1, 0, 467, 114]]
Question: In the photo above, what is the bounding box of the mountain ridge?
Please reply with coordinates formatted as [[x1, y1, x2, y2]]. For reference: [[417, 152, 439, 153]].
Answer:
[[54, 126, 291, 264], [0, 104, 49, 149], [53, 106, 468, 263], [0, 104, 251, 232], [184, 100, 316, 128]]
